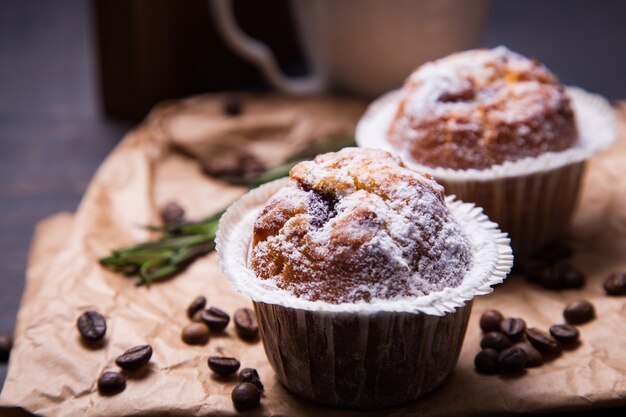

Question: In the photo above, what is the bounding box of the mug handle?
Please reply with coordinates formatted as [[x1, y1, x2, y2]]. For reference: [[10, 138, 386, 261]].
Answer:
[[209, 0, 324, 95]]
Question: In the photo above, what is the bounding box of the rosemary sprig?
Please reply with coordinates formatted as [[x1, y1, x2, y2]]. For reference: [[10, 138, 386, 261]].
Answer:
[[99, 210, 224, 286], [99, 137, 355, 285]]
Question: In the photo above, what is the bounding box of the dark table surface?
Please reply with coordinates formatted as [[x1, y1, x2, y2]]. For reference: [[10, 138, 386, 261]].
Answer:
[[0, 0, 132, 392], [1, 0, 625, 415]]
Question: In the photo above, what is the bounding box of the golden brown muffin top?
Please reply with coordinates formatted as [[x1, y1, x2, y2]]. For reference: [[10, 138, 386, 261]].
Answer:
[[249, 148, 472, 304], [388, 47, 578, 170]]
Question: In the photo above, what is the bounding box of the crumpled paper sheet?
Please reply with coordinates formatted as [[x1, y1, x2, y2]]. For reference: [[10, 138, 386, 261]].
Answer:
[[1, 94, 625, 417]]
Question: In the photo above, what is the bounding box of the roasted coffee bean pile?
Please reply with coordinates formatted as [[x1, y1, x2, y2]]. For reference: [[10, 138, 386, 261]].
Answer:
[[75, 297, 262, 408], [207, 358, 264, 411], [104, 344, 152, 392], [181, 296, 259, 346], [239, 367, 264, 392], [524, 242, 626, 297], [474, 304, 594, 376], [523, 242, 586, 290], [185, 296, 262, 410], [76, 310, 154, 395]]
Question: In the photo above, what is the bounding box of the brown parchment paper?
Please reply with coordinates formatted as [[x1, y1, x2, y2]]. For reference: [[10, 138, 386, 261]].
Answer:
[[1, 94, 626, 417]]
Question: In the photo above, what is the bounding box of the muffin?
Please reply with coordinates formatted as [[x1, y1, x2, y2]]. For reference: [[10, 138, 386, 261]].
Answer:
[[250, 148, 472, 303], [217, 148, 513, 409], [388, 47, 578, 170], [357, 47, 616, 263]]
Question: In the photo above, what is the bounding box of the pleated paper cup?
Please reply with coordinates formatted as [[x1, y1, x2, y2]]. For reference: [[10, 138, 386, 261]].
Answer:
[[216, 178, 513, 409], [356, 87, 617, 263]]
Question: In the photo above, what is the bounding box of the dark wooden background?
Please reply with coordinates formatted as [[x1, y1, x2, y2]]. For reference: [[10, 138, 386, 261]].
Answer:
[[1, 1, 626, 414], [0, 0, 131, 393]]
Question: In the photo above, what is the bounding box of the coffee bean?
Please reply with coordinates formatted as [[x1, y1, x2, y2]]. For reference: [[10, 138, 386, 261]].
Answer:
[[549, 324, 580, 345], [186, 296, 207, 319], [208, 356, 241, 377], [234, 308, 259, 340], [480, 332, 512, 352], [523, 259, 547, 283], [200, 307, 230, 332], [239, 368, 264, 392], [239, 367, 259, 381], [515, 343, 543, 367], [499, 346, 528, 374], [115, 345, 152, 371], [604, 272, 626, 296], [474, 348, 499, 374], [479, 309, 503, 332], [537, 266, 562, 290], [526, 328, 561, 356], [182, 323, 210, 345], [563, 300, 595, 325], [500, 318, 526, 341], [531, 241, 573, 264], [0, 333, 12, 363], [526, 262, 585, 291], [160, 201, 185, 224], [223, 97, 243, 117], [559, 266, 586, 289], [232, 382, 261, 411], [97, 371, 126, 395], [77, 310, 107, 341], [191, 311, 204, 323], [202, 151, 266, 179]]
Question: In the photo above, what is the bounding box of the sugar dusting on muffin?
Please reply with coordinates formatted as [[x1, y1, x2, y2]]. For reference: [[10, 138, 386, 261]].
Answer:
[[388, 46, 578, 170], [249, 148, 472, 304]]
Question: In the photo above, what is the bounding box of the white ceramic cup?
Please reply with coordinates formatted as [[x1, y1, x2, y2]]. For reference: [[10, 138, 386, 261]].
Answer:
[[210, 0, 489, 97]]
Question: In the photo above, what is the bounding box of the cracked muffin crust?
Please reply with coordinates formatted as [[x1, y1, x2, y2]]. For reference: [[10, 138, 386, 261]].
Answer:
[[249, 148, 472, 303], [388, 47, 578, 170]]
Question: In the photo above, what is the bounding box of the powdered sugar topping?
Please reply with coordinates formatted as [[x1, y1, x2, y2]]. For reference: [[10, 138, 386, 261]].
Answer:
[[249, 148, 473, 304], [388, 46, 577, 169]]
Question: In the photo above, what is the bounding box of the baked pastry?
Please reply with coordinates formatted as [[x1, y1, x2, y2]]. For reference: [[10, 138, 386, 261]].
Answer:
[[388, 46, 578, 170], [218, 150, 513, 409], [249, 148, 472, 303], [356, 47, 616, 263]]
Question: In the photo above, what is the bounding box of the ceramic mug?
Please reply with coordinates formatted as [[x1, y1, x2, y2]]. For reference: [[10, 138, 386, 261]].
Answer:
[[210, 0, 489, 97]]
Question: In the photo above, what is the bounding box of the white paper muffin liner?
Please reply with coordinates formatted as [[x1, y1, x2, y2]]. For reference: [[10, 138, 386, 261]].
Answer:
[[436, 160, 586, 261], [216, 178, 513, 316], [252, 297, 474, 409], [355, 86, 617, 181]]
